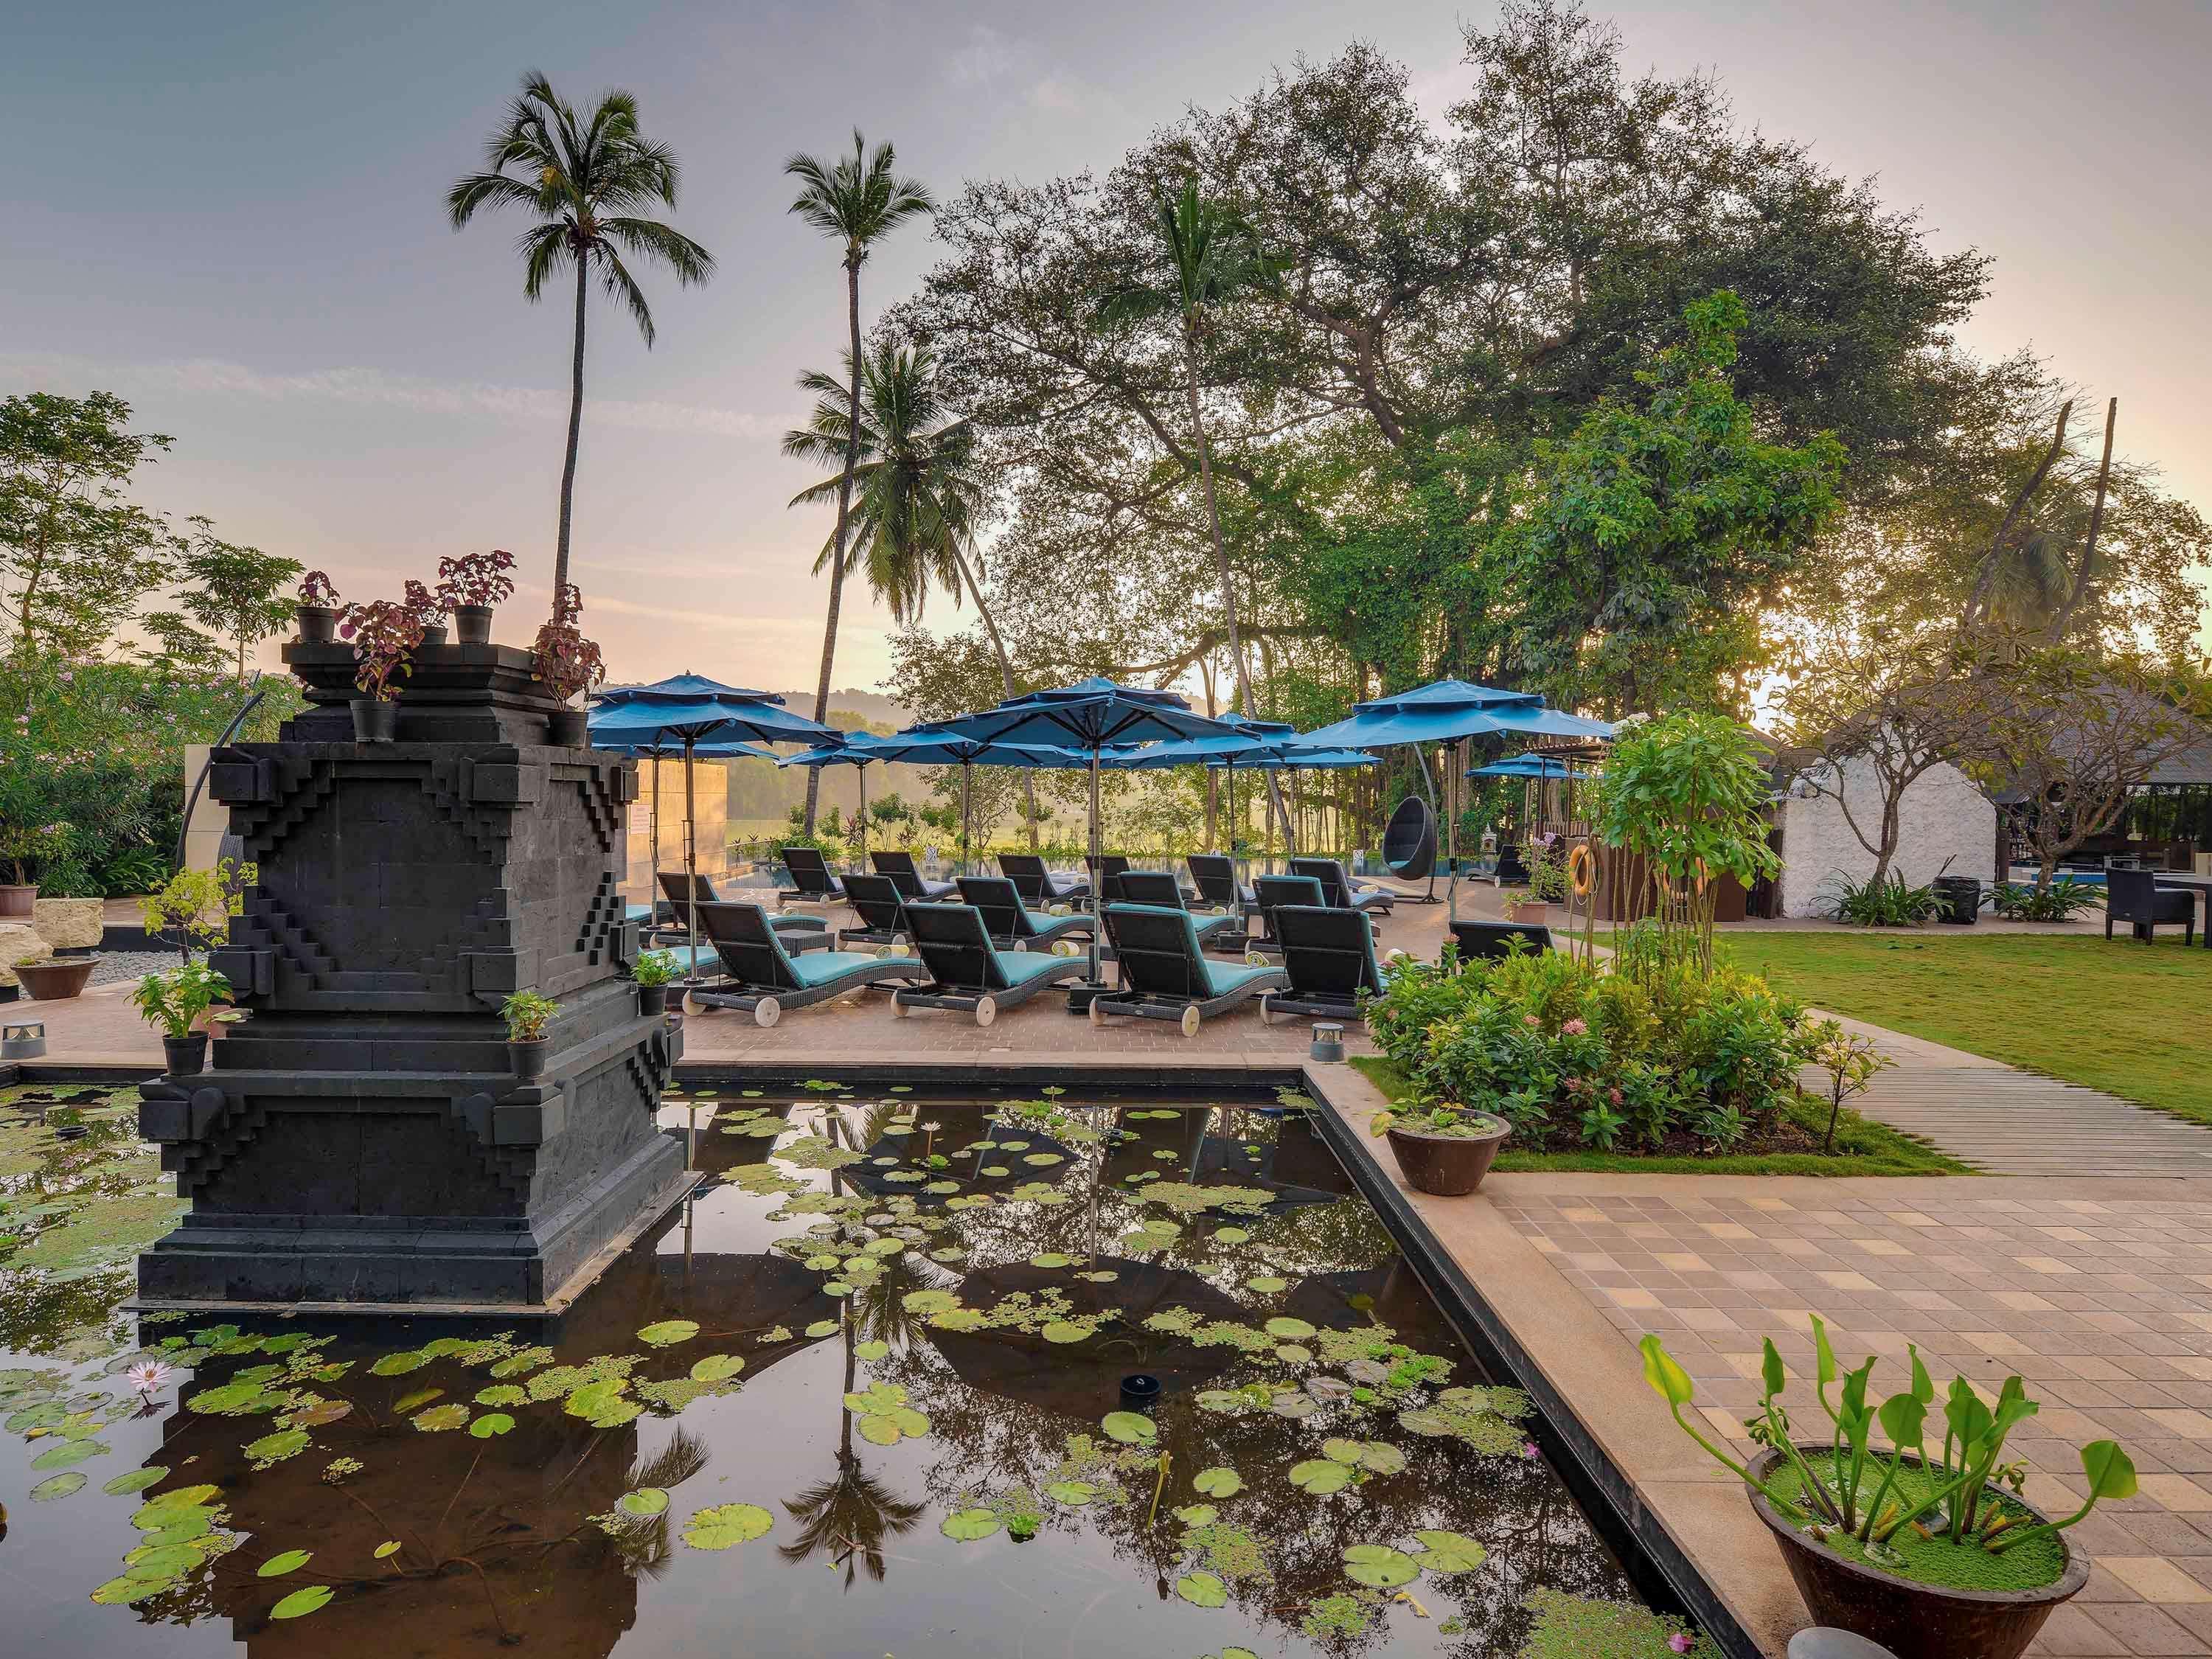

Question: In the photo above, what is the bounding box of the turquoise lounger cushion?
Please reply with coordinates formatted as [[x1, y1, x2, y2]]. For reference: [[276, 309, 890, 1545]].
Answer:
[[996, 951, 1071, 987], [1189, 912, 1237, 939], [626, 903, 653, 922], [1203, 960, 1281, 998], [790, 950, 902, 987]]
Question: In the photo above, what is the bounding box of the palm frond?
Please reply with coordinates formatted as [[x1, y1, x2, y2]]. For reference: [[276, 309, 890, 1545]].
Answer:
[[517, 222, 572, 302], [600, 216, 714, 285], [594, 244, 657, 346]]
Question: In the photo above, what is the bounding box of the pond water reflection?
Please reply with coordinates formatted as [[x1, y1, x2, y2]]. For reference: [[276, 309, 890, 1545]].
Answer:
[[1, 1082, 1703, 1658]]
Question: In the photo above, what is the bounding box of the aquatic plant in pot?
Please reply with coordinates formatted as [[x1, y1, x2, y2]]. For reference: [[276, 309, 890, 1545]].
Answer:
[[1368, 1099, 1512, 1196], [295, 569, 341, 644], [632, 948, 678, 1016], [532, 584, 605, 747], [132, 960, 239, 1077], [435, 547, 517, 644], [501, 989, 557, 1079], [338, 597, 425, 741], [1642, 1318, 2134, 1659]]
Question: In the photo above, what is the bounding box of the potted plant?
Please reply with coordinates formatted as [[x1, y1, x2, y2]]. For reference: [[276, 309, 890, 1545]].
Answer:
[[1642, 1318, 2134, 1659], [404, 578, 448, 647], [0, 813, 70, 921], [632, 948, 679, 1016], [1508, 836, 1569, 924], [532, 584, 606, 747], [296, 570, 341, 644], [1368, 1099, 1512, 1196], [132, 960, 239, 1077], [501, 989, 558, 1079], [338, 597, 425, 741], [435, 549, 517, 644]]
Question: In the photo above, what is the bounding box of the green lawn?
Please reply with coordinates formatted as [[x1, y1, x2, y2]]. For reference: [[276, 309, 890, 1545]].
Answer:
[[1347, 1058, 1965, 1177], [1714, 928, 2212, 1127]]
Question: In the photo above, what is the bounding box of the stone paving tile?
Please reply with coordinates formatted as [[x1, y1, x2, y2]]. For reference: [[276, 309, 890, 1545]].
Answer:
[[1494, 1180, 2212, 1658]]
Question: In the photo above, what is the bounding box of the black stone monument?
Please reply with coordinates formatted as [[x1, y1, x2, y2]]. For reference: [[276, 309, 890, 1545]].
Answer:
[[136, 634, 690, 1310]]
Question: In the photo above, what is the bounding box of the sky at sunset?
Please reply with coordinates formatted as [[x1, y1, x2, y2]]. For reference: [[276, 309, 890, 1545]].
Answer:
[[6, 1, 2207, 690]]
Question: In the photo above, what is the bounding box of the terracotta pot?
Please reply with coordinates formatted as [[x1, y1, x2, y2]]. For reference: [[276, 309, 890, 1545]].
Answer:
[[1747, 1446, 2089, 1659], [1505, 899, 1551, 925], [453, 604, 495, 644], [16, 958, 95, 1001], [350, 698, 398, 742], [1382, 1113, 1510, 1196], [296, 604, 337, 644], [509, 1037, 550, 1080], [163, 1032, 209, 1077], [547, 706, 588, 747], [0, 883, 33, 920]]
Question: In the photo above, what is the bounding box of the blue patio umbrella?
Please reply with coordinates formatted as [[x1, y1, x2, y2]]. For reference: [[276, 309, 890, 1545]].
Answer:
[[1281, 680, 1615, 919], [589, 733, 770, 931], [781, 730, 1081, 877], [1102, 725, 1379, 864], [1467, 754, 1594, 780], [590, 675, 846, 973], [773, 731, 903, 872], [905, 678, 1241, 987]]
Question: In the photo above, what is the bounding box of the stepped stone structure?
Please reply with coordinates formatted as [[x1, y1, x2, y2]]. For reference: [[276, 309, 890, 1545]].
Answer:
[[136, 635, 689, 1309]]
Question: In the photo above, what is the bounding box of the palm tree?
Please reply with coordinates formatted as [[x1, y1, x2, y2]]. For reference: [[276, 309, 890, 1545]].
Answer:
[[1094, 179, 1292, 846], [449, 72, 714, 601], [785, 131, 933, 831], [784, 343, 1041, 844]]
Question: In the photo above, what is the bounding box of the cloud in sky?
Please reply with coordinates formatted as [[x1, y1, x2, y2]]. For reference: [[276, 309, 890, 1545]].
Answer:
[[0, 352, 773, 440]]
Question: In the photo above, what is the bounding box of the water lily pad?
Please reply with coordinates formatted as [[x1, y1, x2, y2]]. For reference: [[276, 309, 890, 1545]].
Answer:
[[940, 1507, 1003, 1541], [270, 1585, 333, 1619], [901, 1289, 959, 1315], [246, 1428, 310, 1465], [637, 1319, 700, 1347], [475, 1384, 528, 1406], [1409, 1528, 1486, 1573], [1173, 1503, 1217, 1526], [1192, 1467, 1244, 1498], [689, 1354, 745, 1383], [1245, 1276, 1287, 1293], [102, 1466, 168, 1495], [1023, 1153, 1063, 1166], [1040, 1321, 1091, 1345], [1273, 1344, 1313, 1363], [1263, 1317, 1316, 1340], [1214, 1227, 1251, 1245], [804, 1319, 840, 1338], [1289, 1458, 1353, 1495], [1100, 1410, 1156, 1444], [31, 1438, 104, 1470], [30, 1471, 86, 1500], [1074, 1269, 1119, 1283], [1342, 1543, 1418, 1588], [1030, 1253, 1072, 1268], [369, 1351, 428, 1377], [1044, 1481, 1099, 1506], [412, 1404, 470, 1432], [469, 1413, 515, 1439], [1321, 1437, 1364, 1465], [681, 1503, 773, 1549], [1357, 1442, 1407, 1475], [619, 1487, 670, 1518], [854, 1339, 889, 1362], [258, 1548, 313, 1578], [291, 1398, 353, 1427], [392, 1388, 443, 1415], [374, 1541, 402, 1559], [1175, 1570, 1228, 1608]]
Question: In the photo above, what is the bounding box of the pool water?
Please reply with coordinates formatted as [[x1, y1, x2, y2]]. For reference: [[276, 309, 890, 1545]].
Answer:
[[0, 1081, 1694, 1658]]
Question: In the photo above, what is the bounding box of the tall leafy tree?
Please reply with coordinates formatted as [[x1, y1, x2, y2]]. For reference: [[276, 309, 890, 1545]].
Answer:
[[785, 131, 933, 831], [173, 518, 303, 683], [0, 392, 174, 659], [448, 72, 713, 602], [785, 343, 1042, 844]]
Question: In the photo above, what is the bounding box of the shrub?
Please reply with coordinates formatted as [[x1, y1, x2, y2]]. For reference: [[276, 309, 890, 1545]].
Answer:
[[1823, 869, 1939, 926], [1989, 878, 2099, 922]]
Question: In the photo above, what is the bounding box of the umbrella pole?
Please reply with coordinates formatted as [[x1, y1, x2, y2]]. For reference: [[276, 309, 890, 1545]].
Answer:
[[858, 761, 868, 873], [684, 734, 700, 981], [1087, 747, 1103, 988], [1446, 741, 1460, 925], [650, 751, 661, 926], [961, 757, 972, 880]]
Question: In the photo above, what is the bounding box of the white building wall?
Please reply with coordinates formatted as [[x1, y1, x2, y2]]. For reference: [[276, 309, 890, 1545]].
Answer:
[[1777, 757, 1997, 918]]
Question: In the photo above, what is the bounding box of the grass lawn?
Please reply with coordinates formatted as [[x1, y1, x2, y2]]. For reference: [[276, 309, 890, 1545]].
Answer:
[[1347, 1057, 1966, 1177], [1714, 928, 2212, 1127]]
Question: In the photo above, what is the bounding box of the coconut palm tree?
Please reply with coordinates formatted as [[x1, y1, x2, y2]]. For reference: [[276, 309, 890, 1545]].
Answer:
[[785, 131, 933, 831], [784, 344, 1043, 844], [448, 72, 714, 601], [1093, 179, 1292, 843]]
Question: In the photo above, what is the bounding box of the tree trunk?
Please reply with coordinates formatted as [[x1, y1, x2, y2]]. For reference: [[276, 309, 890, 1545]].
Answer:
[[554, 257, 588, 602], [805, 254, 866, 833], [2047, 397, 2116, 640], [948, 541, 1038, 849], [1180, 325, 1293, 855]]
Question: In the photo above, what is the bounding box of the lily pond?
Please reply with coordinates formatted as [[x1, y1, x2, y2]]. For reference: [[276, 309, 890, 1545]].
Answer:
[[0, 1079, 1714, 1658]]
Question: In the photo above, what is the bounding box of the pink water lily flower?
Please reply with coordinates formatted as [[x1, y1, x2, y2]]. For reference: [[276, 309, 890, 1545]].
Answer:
[[128, 1360, 175, 1397], [1669, 1633, 1695, 1654]]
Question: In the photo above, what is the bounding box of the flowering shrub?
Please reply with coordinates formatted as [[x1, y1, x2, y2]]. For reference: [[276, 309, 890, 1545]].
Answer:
[[298, 571, 340, 608], [435, 548, 518, 611], [338, 599, 425, 700], [532, 585, 606, 705], [1367, 947, 1811, 1153]]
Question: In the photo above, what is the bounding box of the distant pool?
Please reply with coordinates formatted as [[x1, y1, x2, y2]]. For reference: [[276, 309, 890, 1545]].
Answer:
[[0, 1079, 1691, 1657]]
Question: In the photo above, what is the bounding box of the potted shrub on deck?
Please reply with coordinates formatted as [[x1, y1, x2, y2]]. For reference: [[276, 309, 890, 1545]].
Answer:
[[632, 948, 679, 1017], [435, 548, 517, 644], [0, 813, 71, 921], [1368, 1099, 1512, 1196], [1642, 1317, 2133, 1659], [133, 960, 239, 1076], [502, 990, 557, 1079], [295, 570, 341, 644], [533, 583, 606, 747], [338, 597, 425, 741]]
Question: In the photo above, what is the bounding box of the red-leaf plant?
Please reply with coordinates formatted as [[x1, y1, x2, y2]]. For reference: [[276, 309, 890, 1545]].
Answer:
[[532, 585, 606, 706], [338, 600, 425, 702], [299, 571, 341, 608], [403, 580, 440, 634], [434, 549, 518, 612]]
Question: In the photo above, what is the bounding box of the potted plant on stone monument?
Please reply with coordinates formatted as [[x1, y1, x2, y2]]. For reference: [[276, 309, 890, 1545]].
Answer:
[[132, 960, 239, 1077], [632, 948, 679, 1017], [501, 989, 557, 1079], [338, 597, 425, 741], [532, 583, 605, 747], [434, 547, 517, 644], [404, 577, 448, 647], [295, 570, 341, 644]]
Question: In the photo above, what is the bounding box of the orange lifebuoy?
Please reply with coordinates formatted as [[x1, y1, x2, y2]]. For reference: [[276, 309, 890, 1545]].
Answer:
[[1568, 843, 1596, 898]]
